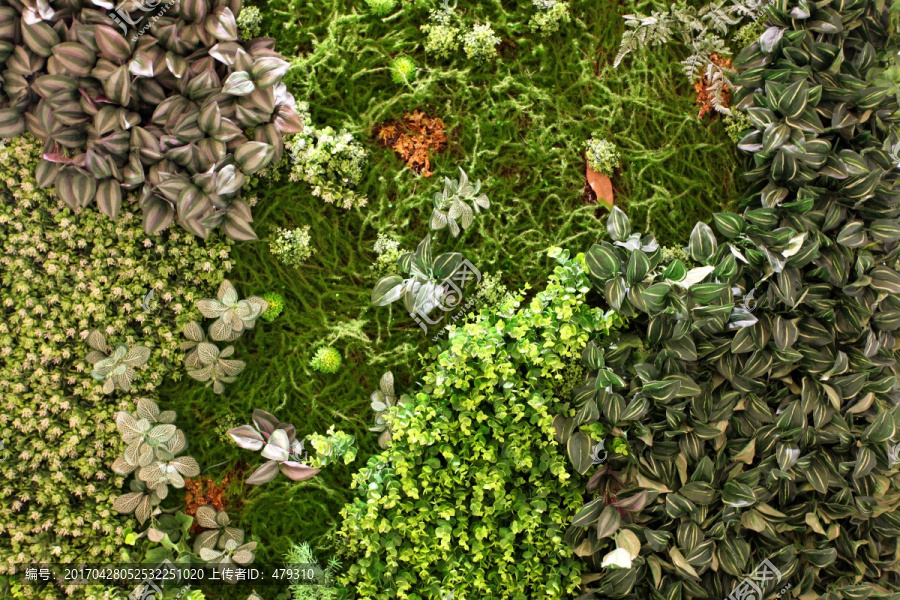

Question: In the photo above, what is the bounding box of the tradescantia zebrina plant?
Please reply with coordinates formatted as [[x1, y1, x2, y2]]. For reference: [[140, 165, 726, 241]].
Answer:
[[112, 398, 200, 525], [0, 0, 303, 240], [562, 2, 900, 598]]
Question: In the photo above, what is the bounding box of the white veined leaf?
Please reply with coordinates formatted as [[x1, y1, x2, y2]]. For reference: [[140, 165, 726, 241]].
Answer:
[[782, 232, 807, 258], [672, 266, 715, 289]]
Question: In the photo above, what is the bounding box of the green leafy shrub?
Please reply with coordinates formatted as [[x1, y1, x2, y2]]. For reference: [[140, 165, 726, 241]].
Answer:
[[339, 255, 615, 599], [584, 135, 621, 177], [0, 0, 304, 241], [270, 226, 315, 267], [389, 56, 418, 84], [559, 3, 900, 598], [261, 292, 286, 322], [310, 346, 342, 373], [306, 427, 357, 468], [288, 107, 369, 209], [0, 135, 229, 582]]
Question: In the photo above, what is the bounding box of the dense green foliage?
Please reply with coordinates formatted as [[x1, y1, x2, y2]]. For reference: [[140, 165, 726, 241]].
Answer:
[[339, 258, 607, 599], [0, 136, 229, 588], [558, 2, 900, 599], [140, 0, 744, 570]]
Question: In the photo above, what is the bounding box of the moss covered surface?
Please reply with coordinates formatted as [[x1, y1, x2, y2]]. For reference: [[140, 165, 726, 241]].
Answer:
[[159, 0, 743, 566]]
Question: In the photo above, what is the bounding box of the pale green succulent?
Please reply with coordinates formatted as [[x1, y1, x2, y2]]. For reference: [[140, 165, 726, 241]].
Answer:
[[193, 506, 245, 554], [366, 0, 397, 16], [430, 168, 490, 237], [111, 399, 199, 524], [185, 342, 247, 395], [269, 226, 314, 267], [529, 0, 571, 35], [237, 5, 262, 39], [306, 427, 357, 468], [288, 125, 369, 210], [368, 371, 413, 448], [85, 330, 151, 394], [584, 135, 620, 177], [422, 23, 460, 59], [197, 280, 269, 342], [199, 539, 258, 571]]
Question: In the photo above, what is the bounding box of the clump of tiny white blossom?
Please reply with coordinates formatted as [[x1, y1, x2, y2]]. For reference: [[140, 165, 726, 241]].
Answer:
[[422, 6, 460, 59], [461, 23, 501, 62], [288, 103, 369, 210], [237, 5, 262, 39], [529, 0, 570, 34], [269, 226, 314, 268], [371, 233, 407, 277], [474, 271, 515, 313], [585, 135, 620, 177], [0, 135, 231, 573]]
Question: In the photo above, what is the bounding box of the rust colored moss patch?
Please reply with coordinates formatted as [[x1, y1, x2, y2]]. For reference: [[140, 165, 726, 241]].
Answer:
[[376, 111, 448, 177]]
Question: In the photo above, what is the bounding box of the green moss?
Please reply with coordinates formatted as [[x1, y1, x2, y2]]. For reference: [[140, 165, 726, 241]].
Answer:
[[310, 346, 342, 373], [389, 56, 417, 84], [365, 0, 396, 16], [260, 292, 286, 322]]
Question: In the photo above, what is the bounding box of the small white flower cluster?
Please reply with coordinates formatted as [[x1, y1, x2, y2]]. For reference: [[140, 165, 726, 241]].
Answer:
[[529, 0, 570, 35], [371, 233, 407, 277], [287, 112, 369, 210], [421, 7, 501, 62], [461, 23, 501, 62], [269, 226, 315, 268]]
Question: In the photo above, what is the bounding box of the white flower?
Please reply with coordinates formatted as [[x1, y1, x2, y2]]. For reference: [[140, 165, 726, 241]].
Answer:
[[601, 547, 633, 570]]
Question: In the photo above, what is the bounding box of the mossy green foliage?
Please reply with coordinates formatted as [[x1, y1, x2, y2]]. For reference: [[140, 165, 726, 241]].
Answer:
[[0, 136, 230, 594], [261, 292, 286, 322], [310, 347, 343, 373], [160, 0, 743, 569], [338, 257, 607, 598]]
